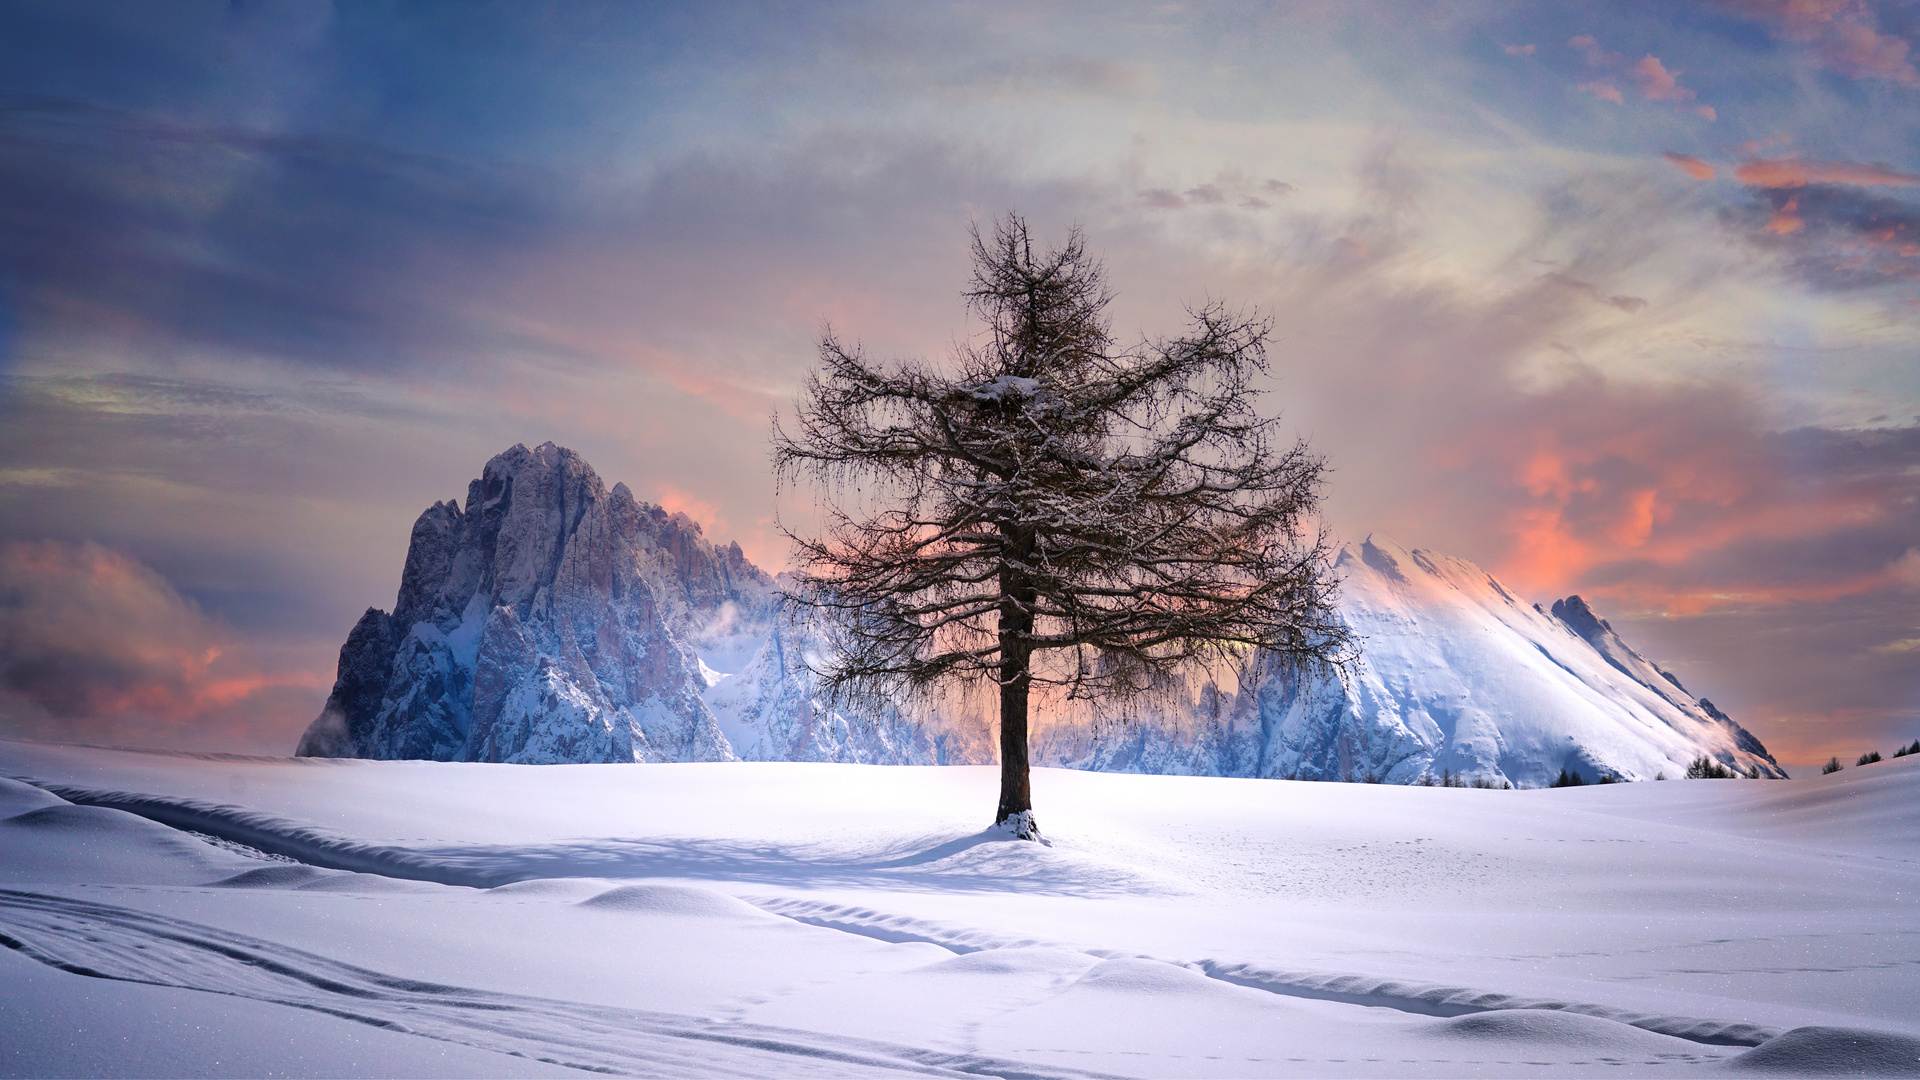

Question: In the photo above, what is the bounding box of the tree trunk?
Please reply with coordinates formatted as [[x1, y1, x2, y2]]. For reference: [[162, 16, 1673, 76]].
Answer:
[[996, 545, 1039, 840], [995, 639, 1035, 837]]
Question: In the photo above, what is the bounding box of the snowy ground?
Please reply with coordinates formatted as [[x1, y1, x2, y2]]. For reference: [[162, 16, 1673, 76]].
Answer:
[[2, 738, 1916, 1078]]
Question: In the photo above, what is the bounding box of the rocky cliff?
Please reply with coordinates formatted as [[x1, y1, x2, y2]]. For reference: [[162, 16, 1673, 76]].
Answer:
[[296, 442, 943, 764], [301, 447, 1777, 784]]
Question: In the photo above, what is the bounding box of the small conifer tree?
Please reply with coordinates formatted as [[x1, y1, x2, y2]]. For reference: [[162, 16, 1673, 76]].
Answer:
[[1686, 756, 1735, 779], [1821, 756, 1843, 775], [1857, 750, 1882, 766]]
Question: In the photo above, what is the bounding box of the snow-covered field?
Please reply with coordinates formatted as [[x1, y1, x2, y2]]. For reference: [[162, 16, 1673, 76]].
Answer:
[[2, 738, 1916, 1078]]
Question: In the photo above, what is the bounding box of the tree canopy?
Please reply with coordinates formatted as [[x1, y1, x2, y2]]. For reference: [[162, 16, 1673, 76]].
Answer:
[[774, 215, 1351, 838]]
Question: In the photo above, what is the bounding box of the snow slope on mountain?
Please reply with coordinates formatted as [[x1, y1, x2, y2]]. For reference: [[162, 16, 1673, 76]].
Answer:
[[1049, 536, 1782, 787], [297, 444, 1776, 785], [2, 738, 1915, 1078], [295, 443, 936, 767]]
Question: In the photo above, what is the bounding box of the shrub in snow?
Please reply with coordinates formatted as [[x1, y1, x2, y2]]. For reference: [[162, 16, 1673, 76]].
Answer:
[[1821, 757, 1843, 775], [1550, 768, 1586, 788], [1686, 756, 1735, 779], [1595, 772, 1621, 784], [1857, 750, 1882, 766]]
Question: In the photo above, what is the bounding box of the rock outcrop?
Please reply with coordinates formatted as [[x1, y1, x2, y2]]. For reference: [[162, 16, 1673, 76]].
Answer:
[[302, 447, 1778, 785], [300, 443, 772, 763]]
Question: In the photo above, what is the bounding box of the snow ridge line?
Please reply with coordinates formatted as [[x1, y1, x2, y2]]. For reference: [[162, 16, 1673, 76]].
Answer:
[[1195, 961, 1780, 1047], [743, 897, 1783, 1049], [740, 896, 1126, 957], [0, 888, 1129, 1080], [8, 778, 523, 889]]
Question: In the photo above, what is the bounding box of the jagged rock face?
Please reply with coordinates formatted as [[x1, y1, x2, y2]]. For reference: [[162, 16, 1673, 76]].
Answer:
[[299, 442, 966, 767], [298, 443, 773, 764], [1035, 536, 1785, 786], [302, 449, 1779, 784]]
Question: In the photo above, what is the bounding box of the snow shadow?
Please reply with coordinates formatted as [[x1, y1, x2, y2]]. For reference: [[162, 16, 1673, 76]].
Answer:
[[398, 829, 1164, 897], [18, 780, 1163, 896]]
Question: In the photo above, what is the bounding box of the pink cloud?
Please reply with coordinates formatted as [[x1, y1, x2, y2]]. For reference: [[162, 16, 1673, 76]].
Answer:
[[1578, 80, 1624, 103], [1504, 43, 1536, 56], [1662, 151, 1717, 180], [654, 483, 730, 540], [1632, 55, 1696, 102], [0, 542, 327, 746], [1764, 195, 1805, 234], [1733, 157, 1920, 187], [1724, 0, 1920, 86], [1568, 35, 1622, 67]]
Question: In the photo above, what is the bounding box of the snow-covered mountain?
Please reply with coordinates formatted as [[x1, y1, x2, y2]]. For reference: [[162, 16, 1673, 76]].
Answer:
[[295, 443, 935, 765], [299, 446, 1778, 784], [1039, 535, 1784, 786]]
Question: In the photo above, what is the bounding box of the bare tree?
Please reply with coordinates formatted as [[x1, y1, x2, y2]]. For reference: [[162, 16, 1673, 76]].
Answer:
[[774, 215, 1351, 840]]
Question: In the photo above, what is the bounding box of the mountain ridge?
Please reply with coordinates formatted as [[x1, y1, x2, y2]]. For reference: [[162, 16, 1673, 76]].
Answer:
[[298, 445, 1782, 785]]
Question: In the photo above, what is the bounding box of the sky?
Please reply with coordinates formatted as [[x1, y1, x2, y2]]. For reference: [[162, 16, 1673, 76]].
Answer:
[[0, 0, 1916, 766]]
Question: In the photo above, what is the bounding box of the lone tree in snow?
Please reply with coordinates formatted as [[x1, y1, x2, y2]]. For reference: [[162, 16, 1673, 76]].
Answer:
[[773, 215, 1351, 840]]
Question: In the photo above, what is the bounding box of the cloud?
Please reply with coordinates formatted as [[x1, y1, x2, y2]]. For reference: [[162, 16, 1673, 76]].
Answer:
[[654, 483, 729, 540], [1543, 272, 1648, 312], [1139, 176, 1290, 213], [1734, 184, 1920, 290], [1891, 547, 1920, 586], [1632, 55, 1697, 103], [1568, 35, 1622, 67], [1577, 80, 1625, 103], [1765, 194, 1805, 233], [1563, 38, 1712, 117], [1720, 0, 1920, 86], [1503, 44, 1536, 57], [942, 55, 1152, 100], [1733, 157, 1920, 187], [0, 541, 325, 748], [1662, 152, 1717, 180]]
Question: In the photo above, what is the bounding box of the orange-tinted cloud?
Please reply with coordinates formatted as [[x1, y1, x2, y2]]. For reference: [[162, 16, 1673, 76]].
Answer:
[[654, 483, 730, 540], [1734, 157, 1920, 187], [1662, 151, 1716, 180], [1431, 396, 1914, 621], [1765, 195, 1805, 233], [0, 542, 327, 743]]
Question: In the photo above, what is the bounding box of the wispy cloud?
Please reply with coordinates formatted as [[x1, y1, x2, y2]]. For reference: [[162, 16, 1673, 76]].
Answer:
[[1662, 151, 1717, 180], [1721, 0, 1920, 87], [1733, 157, 1920, 187], [0, 541, 325, 749]]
